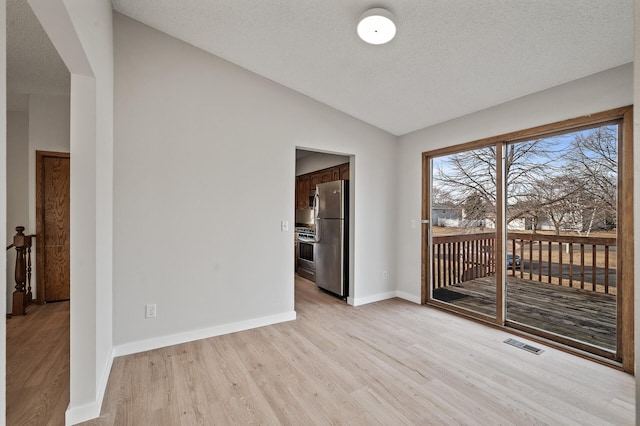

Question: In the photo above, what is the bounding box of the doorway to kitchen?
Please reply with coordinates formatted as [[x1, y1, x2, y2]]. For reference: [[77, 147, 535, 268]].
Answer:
[[294, 149, 352, 301]]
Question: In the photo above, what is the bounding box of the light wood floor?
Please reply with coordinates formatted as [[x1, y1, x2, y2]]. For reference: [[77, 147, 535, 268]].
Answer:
[[84, 276, 634, 425], [6, 301, 70, 426]]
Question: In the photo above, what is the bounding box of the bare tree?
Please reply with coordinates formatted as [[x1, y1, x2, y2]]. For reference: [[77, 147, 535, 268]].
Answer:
[[432, 124, 618, 235], [433, 140, 557, 226], [569, 125, 617, 229], [463, 192, 487, 221], [431, 186, 456, 205]]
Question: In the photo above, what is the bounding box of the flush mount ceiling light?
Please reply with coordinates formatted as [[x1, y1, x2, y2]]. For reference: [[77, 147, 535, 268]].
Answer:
[[357, 8, 396, 45]]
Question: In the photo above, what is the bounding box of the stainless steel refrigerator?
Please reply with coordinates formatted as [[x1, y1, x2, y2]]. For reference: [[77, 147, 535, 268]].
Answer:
[[313, 180, 348, 297]]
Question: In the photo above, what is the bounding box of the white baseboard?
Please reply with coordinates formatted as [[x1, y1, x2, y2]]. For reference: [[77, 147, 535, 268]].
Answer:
[[65, 348, 115, 425], [65, 311, 296, 424], [96, 348, 115, 415], [66, 400, 100, 426], [352, 291, 396, 306], [395, 291, 421, 304], [113, 310, 297, 357], [351, 290, 422, 307]]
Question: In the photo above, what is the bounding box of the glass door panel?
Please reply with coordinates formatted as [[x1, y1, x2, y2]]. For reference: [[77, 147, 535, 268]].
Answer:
[[430, 147, 497, 318], [505, 124, 618, 352]]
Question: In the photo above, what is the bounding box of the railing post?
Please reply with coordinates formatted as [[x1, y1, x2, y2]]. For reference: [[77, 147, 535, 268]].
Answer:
[[12, 227, 27, 315], [26, 244, 32, 296], [10, 226, 33, 316]]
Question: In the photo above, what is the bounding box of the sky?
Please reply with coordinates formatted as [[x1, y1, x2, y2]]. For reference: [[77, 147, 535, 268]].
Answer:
[[430, 123, 619, 205]]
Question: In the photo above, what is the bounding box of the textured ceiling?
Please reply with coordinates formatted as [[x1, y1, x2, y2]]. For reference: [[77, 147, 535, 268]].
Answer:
[[111, 0, 633, 135], [7, 1, 633, 135], [7, 0, 69, 99]]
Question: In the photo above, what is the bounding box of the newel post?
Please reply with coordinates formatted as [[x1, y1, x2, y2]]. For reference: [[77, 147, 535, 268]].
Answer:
[[11, 226, 32, 316]]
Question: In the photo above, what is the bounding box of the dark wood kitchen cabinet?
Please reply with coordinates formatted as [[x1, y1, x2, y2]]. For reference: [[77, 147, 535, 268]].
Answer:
[[309, 170, 331, 190], [296, 162, 349, 209], [311, 169, 333, 190], [309, 173, 320, 190], [295, 175, 310, 209], [331, 168, 340, 181], [339, 163, 350, 180]]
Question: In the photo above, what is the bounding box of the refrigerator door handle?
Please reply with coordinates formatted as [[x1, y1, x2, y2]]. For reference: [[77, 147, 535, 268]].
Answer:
[[315, 218, 321, 242], [313, 192, 319, 218]]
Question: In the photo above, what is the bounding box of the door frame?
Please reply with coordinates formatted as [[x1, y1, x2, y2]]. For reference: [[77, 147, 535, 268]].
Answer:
[[35, 150, 71, 304], [421, 106, 634, 372]]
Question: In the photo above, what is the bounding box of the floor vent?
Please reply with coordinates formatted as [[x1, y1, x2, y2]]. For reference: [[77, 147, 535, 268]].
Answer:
[[504, 338, 544, 355]]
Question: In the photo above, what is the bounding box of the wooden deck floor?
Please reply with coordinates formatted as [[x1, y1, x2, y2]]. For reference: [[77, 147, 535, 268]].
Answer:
[[433, 276, 616, 350]]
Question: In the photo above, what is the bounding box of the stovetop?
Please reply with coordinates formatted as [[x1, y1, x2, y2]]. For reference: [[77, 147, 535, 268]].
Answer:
[[295, 226, 315, 239]]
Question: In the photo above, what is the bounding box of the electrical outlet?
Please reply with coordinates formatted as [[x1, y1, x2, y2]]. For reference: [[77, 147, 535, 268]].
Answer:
[[145, 304, 156, 318], [383, 270, 388, 280], [281, 220, 289, 232]]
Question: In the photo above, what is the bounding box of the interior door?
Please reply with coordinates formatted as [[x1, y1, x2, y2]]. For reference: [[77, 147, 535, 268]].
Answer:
[[36, 151, 70, 303]]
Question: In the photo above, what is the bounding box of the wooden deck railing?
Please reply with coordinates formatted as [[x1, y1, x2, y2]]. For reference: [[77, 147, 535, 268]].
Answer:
[[431, 232, 496, 288], [432, 231, 616, 294], [508, 232, 616, 294]]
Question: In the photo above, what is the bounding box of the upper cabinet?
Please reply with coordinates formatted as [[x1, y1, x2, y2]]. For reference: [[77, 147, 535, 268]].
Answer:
[[296, 162, 349, 209], [339, 163, 350, 180], [311, 168, 333, 189], [295, 174, 311, 209]]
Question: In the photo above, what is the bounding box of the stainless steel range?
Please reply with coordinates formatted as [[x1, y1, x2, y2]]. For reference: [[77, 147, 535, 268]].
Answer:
[[296, 227, 316, 282]]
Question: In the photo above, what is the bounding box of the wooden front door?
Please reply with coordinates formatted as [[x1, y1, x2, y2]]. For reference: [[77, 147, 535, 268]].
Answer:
[[36, 151, 70, 303]]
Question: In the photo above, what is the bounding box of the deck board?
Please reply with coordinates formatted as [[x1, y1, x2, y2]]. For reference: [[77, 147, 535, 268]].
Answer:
[[433, 276, 616, 350]]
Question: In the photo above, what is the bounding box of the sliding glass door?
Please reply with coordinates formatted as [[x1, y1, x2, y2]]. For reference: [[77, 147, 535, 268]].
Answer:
[[422, 107, 633, 369]]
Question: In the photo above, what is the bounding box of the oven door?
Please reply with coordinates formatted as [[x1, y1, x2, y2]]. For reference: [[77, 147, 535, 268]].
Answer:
[[297, 240, 316, 281]]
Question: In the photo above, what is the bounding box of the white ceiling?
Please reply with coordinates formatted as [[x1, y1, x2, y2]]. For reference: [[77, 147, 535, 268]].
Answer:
[[7, 1, 633, 135], [7, 0, 69, 104]]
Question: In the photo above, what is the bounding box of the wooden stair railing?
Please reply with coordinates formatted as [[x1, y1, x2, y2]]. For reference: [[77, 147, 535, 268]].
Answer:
[[6, 226, 34, 316]]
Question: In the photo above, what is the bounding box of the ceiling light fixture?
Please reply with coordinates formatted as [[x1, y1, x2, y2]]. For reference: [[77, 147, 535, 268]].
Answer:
[[357, 8, 396, 45]]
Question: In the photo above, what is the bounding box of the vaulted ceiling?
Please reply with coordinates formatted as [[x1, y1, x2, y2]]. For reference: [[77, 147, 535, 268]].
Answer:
[[8, 1, 633, 135], [7, 0, 69, 102]]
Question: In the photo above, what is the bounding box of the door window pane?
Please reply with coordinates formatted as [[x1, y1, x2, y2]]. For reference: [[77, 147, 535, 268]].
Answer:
[[431, 147, 497, 318], [505, 124, 618, 351]]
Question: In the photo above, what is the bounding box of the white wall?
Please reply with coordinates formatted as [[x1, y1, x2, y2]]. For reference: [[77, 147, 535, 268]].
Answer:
[[27, 94, 70, 301], [6, 110, 29, 311], [27, 0, 114, 424], [65, 0, 114, 422], [28, 94, 70, 235], [0, 0, 7, 419], [396, 63, 633, 302], [112, 13, 398, 350], [5, 95, 70, 310], [296, 151, 350, 175], [65, 0, 114, 423]]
